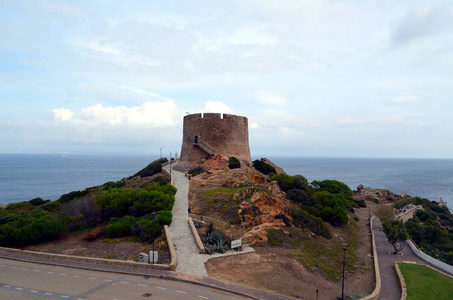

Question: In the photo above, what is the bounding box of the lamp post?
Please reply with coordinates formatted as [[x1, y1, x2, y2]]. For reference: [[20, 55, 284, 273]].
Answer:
[[169, 152, 172, 174], [341, 243, 348, 300], [151, 212, 157, 264], [21, 210, 24, 251]]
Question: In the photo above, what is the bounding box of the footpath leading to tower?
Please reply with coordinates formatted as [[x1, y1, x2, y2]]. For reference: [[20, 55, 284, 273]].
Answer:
[[163, 162, 209, 276]]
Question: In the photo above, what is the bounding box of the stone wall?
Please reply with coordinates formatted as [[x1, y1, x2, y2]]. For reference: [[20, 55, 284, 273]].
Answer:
[[179, 113, 251, 170], [0, 224, 176, 271]]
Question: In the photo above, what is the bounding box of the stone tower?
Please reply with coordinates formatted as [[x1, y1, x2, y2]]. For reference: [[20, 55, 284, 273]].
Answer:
[[178, 113, 251, 170]]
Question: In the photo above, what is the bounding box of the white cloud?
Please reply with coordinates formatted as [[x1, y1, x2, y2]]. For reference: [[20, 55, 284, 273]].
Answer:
[[254, 90, 288, 105], [53, 100, 179, 127], [53, 108, 74, 121], [250, 122, 261, 129], [202, 101, 233, 114], [391, 96, 419, 104]]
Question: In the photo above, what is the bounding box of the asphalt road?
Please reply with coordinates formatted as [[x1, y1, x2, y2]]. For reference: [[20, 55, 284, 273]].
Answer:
[[0, 258, 253, 300]]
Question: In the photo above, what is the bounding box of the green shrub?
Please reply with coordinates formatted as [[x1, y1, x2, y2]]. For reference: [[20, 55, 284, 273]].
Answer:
[[312, 179, 353, 199], [150, 175, 169, 186], [156, 210, 172, 226], [103, 181, 126, 190], [415, 209, 437, 222], [58, 190, 89, 203], [5, 201, 30, 211], [133, 217, 163, 242], [0, 210, 20, 225], [228, 157, 241, 169], [292, 208, 331, 238], [0, 211, 68, 247], [312, 191, 349, 226], [133, 158, 168, 178], [105, 216, 137, 238], [353, 199, 367, 208], [253, 159, 276, 175], [188, 167, 205, 176], [96, 188, 175, 220], [269, 174, 311, 193], [29, 198, 49, 206], [41, 201, 61, 212]]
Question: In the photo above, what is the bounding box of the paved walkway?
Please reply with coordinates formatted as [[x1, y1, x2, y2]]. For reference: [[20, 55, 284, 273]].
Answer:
[[164, 163, 255, 277], [373, 218, 439, 300], [164, 163, 209, 276]]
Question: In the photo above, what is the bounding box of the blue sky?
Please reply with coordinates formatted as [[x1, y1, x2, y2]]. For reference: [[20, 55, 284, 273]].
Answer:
[[1, 0, 452, 158]]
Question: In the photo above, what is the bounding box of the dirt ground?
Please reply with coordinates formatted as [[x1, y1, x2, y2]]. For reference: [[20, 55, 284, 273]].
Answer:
[[24, 230, 170, 264], [204, 205, 376, 300]]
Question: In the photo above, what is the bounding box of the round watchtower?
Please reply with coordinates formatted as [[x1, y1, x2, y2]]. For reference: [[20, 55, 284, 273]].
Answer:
[[178, 113, 251, 169]]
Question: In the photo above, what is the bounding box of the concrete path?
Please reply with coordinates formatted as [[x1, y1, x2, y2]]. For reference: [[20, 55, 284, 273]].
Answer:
[[163, 162, 255, 277], [164, 163, 209, 276], [373, 218, 439, 300]]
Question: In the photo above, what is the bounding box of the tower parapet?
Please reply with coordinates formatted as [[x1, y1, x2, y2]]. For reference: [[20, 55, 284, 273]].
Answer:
[[178, 113, 251, 170]]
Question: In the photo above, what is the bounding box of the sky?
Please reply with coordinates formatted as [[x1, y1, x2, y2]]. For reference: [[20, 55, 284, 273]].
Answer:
[[1, 0, 452, 158]]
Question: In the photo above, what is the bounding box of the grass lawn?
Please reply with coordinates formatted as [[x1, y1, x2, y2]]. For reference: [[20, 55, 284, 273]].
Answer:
[[398, 263, 453, 300]]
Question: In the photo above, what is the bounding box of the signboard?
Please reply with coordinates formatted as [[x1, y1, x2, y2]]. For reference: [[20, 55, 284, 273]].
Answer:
[[231, 238, 242, 249]]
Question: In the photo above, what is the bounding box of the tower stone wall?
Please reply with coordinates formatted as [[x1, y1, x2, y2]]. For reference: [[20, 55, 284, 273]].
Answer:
[[178, 113, 251, 170]]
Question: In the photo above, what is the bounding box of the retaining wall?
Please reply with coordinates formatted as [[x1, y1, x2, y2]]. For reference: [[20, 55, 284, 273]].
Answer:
[[406, 240, 453, 275], [188, 217, 205, 253], [0, 225, 176, 271]]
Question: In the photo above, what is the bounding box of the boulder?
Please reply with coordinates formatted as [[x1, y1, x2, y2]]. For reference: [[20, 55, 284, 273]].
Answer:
[[357, 184, 364, 192]]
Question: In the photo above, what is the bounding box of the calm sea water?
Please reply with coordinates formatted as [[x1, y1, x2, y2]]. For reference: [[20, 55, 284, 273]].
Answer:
[[0, 154, 156, 205], [267, 157, 453, 211], [1, 154, 452, 211]]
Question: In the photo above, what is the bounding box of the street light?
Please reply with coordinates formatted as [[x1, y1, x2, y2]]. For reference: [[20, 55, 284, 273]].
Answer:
[[151, 212, 157, 264], [21, 210, 24, 251], [341, 243, 348, 300]]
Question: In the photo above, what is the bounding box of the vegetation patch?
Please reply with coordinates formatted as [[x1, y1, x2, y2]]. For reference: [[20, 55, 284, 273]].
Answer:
[[0, 158, 174, 248], [253, 159, 276, 175], [199, 187, 247, 224], [228, 157, 241, 169], [395, 197, 453, 265], [132, 158, 168, 178], [265, 224, 358, 282], [399, 263, 453, 300]]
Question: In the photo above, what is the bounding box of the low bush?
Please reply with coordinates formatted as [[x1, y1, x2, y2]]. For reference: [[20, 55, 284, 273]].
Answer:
[[103, 181, 126, 190], [29, 198, 49, 206], [188, 167, 205, 176], [253, 159, 276, 175], [292, 207, 332, 239], [105, 216, 137, 238], [228, 157, 241, 169], [58, 190, 89, 203], [133, 158, 168, 178], [353, 199, 367, 208]]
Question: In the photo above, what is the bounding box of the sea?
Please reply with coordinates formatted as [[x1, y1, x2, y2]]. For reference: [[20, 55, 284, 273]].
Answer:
[[0, 154, 452, 212]]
